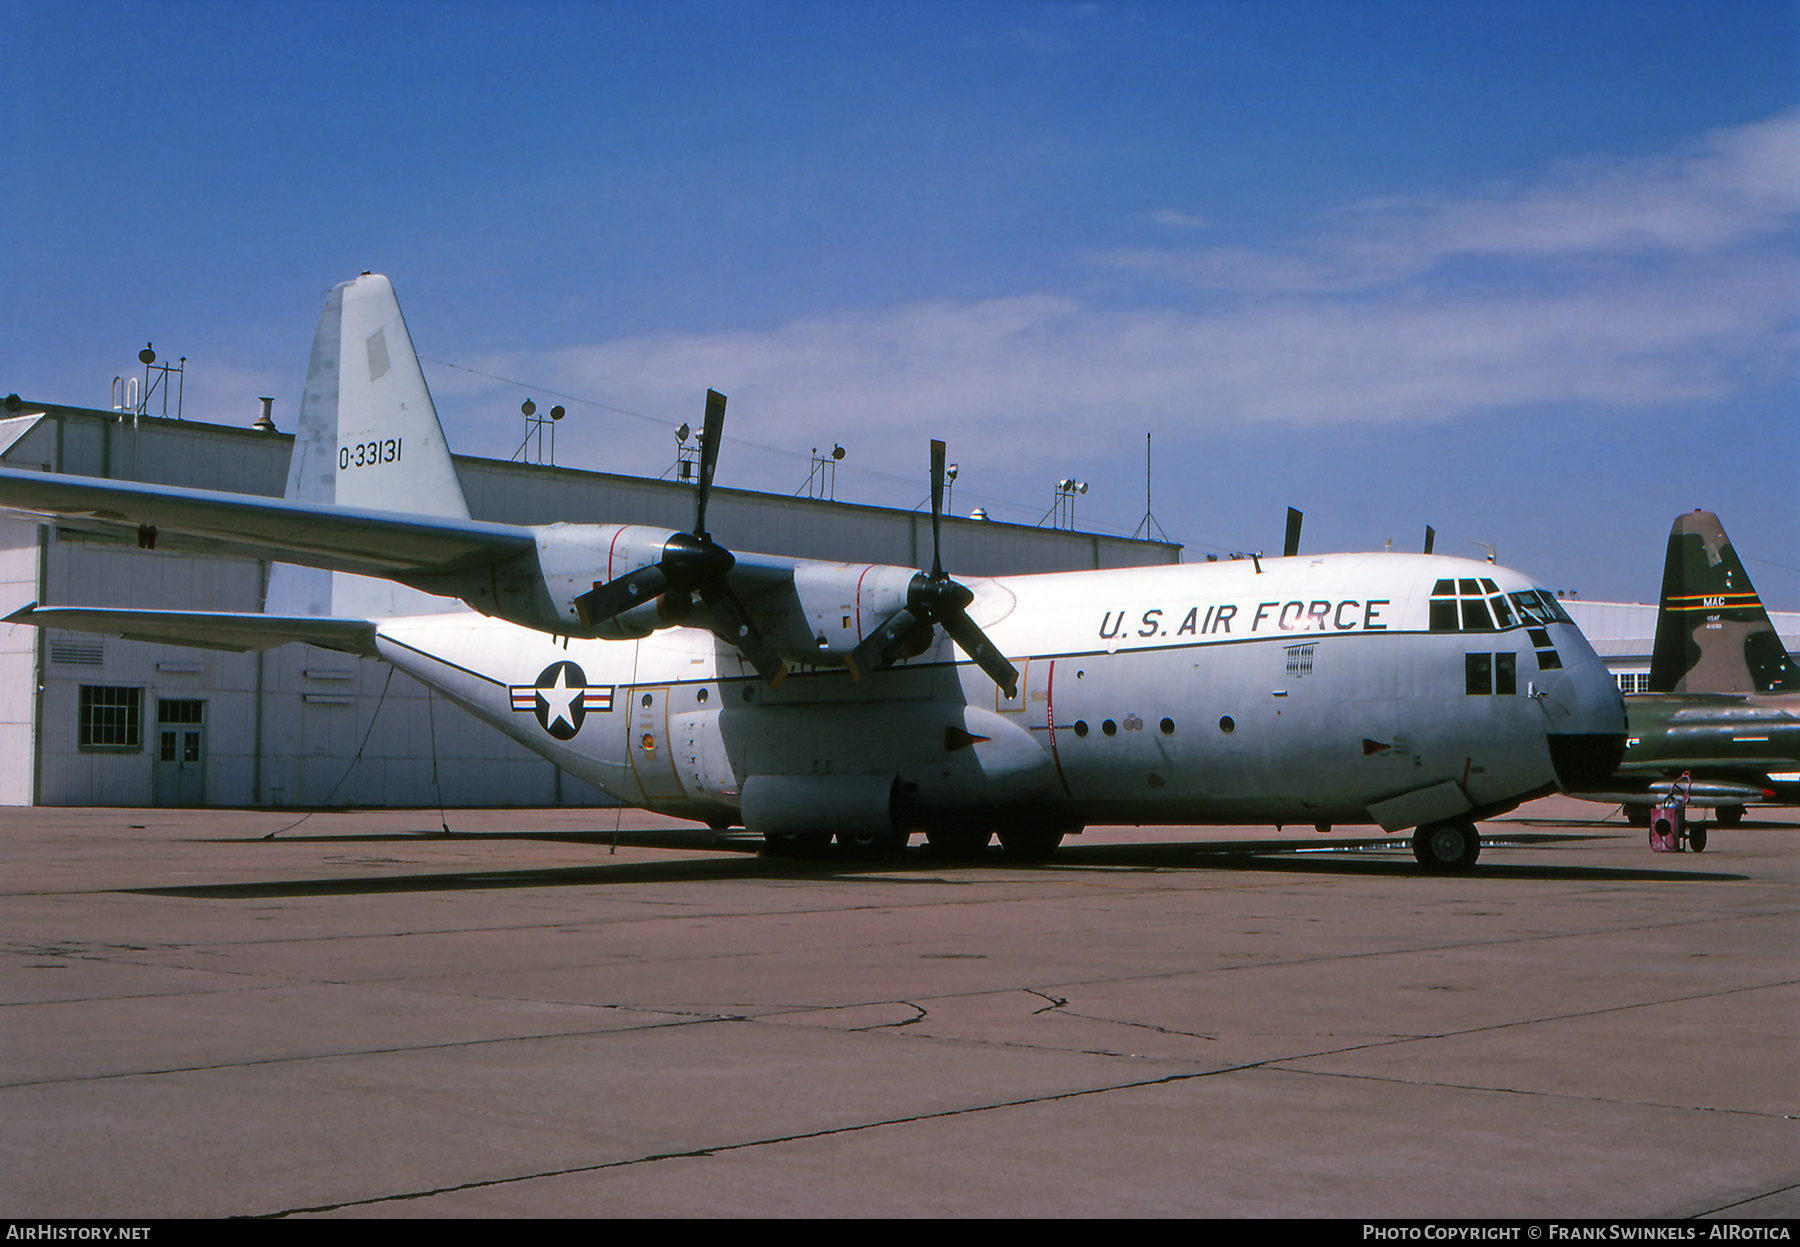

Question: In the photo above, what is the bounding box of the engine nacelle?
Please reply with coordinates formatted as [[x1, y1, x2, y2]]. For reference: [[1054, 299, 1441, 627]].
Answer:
[[451, 522, 687, 635], [769, 561, 921, 664], [592, 591, 693, 640]]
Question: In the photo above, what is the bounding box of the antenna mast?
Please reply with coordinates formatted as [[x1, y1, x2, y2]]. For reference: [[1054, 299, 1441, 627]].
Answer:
[[1132, 431, 1169, 543]]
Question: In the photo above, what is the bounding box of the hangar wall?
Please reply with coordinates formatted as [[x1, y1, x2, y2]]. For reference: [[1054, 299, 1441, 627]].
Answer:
[[0, 403, 1183, 809]]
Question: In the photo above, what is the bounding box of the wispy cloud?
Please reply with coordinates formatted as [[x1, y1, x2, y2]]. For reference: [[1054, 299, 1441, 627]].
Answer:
[[1104, 107, 1800, 292], [433, 110, 1799, 486], [1148, 208, 1212, 229]]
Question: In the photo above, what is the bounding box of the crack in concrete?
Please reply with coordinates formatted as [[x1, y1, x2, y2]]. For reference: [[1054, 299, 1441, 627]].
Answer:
[[251, 1061, 1286, 1217], [1264, 1062, 1792, 1120], [0, 1012, 749, 1090]]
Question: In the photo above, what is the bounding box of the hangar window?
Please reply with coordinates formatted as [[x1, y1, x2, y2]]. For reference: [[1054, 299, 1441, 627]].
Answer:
[[79, 686, 143, 751]]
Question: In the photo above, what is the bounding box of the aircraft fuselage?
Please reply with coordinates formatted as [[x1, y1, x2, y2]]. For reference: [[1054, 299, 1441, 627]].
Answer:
[[373, 550, 1627, 840]]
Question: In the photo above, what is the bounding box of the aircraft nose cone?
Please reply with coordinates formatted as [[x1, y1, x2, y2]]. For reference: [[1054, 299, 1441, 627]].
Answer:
[[1547, 732, 1629, 786]]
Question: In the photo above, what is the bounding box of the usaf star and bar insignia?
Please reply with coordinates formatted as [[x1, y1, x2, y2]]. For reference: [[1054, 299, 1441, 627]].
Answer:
[[509, 661, 613, 740]]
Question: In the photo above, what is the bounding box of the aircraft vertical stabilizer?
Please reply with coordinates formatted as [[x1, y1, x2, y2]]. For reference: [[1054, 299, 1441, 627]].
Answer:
[[1647, 510, 1797, 695], [266, 273, 472, 620], [335, 274, 469, 521]]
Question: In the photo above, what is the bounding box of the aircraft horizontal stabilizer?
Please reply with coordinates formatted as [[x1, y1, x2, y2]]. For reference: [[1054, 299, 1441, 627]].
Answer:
[[5, 603, 379, 657]]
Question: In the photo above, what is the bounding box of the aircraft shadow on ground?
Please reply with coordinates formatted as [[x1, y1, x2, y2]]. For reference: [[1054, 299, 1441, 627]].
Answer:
[[134, 832, 1744, 898]]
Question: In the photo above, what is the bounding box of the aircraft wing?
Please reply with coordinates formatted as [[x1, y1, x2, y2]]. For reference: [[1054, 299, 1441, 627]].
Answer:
[[0, 466, 535, 578], [5, 602, 380, 656]]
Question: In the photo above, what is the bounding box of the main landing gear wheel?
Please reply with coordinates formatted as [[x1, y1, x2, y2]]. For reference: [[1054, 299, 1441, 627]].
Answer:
[[762, 831, 833, 859], [1412, 820, 1480, 873], [836, 827, 909, 862], [925, 824, 991, 860], [996, 826, 1066, 864], [1715, 805, 1743, 827], [1626, 806, 1651, 828]]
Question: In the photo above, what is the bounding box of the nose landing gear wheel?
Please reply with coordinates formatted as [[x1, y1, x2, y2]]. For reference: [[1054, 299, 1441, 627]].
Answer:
[[1413, 820, 1481, 873]]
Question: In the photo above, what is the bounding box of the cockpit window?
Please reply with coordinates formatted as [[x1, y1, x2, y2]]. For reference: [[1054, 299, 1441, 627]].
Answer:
[[1510, 591, 1551, 625], [1461, 598, 1495, 631], [1510, 590, 1572, 626], [1434, 577, 1520, 632]]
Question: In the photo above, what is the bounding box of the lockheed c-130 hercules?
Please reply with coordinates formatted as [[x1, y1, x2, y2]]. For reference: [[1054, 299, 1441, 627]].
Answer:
[[0, 274, 1628, 871]]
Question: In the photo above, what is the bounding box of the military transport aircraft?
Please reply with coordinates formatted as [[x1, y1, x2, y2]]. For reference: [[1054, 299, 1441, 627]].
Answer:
[[0, 274, 1628, 871], [1570, 510, 1799, 837]]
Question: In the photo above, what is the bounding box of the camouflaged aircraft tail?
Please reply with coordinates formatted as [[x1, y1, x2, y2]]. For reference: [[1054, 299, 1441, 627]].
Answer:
[[1647, 510, 1797, 695]]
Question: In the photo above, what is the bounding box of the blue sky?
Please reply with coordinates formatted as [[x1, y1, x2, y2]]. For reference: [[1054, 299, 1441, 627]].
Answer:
[[4, 0, 1796, 607]]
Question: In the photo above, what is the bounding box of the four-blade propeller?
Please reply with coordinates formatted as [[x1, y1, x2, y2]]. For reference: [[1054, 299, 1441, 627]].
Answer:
[[844, 439, 1019, 696], [576, 402, 1013, 696], [573, 390, 789, 689]]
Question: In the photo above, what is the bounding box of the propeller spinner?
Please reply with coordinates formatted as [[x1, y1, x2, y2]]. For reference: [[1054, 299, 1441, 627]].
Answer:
[[572, 391, 788, 689], [844, 440, 1020, 696]]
